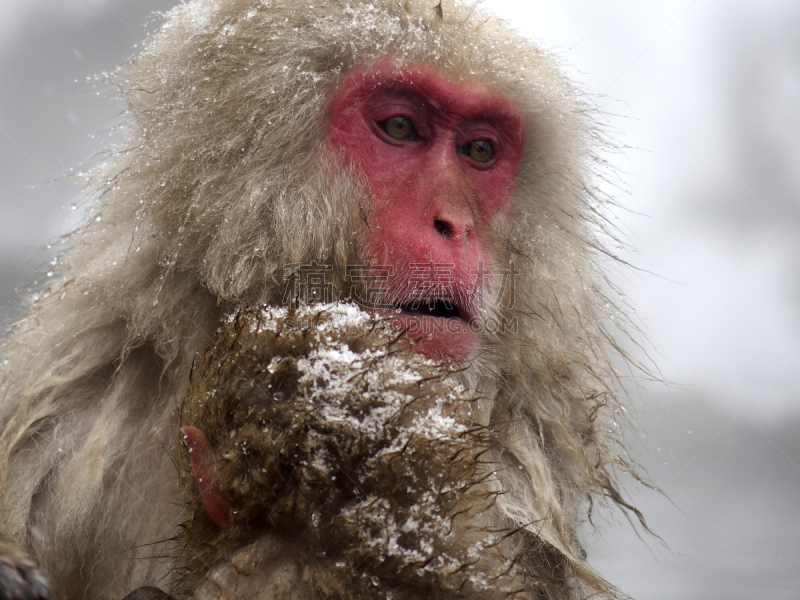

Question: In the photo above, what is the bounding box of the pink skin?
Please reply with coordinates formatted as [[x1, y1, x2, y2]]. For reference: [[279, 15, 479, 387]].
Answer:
[[181, 426, 233, 529], [328, 60, 525, 361]]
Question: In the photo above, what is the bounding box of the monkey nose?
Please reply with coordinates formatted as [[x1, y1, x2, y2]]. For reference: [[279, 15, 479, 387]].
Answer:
[[433, 218, 454, 238], [432, 213, 472, 243]]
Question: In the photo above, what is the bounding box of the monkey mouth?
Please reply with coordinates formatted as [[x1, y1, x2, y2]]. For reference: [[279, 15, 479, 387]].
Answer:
[[378, 299, 476, 362], [394, 299, 471, 322]]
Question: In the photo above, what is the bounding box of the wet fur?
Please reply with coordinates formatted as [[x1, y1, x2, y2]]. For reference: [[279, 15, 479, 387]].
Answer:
[[1, 1, 640, 599], [177, 306, 574, 599]]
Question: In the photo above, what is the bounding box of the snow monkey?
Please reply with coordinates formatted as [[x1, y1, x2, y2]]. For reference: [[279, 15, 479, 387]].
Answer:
[[0, 1, 644, 599]]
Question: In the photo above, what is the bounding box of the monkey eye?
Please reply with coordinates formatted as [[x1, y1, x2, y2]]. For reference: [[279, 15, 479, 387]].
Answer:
[[460, 140, 495, 164], [378, 116, 417, 141]]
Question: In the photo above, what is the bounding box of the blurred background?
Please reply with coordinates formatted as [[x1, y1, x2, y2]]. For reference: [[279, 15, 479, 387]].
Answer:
[[1, 1, 798, 598]]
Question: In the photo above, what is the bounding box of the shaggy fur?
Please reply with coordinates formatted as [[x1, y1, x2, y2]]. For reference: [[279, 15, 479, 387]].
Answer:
[[176, 306, 578, 600], [0, 1, 640, 599]]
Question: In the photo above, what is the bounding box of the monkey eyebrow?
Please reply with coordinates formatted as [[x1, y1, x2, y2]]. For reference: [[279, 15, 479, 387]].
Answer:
[[424, 97, 443, 112], [373, 80, 441, 116]]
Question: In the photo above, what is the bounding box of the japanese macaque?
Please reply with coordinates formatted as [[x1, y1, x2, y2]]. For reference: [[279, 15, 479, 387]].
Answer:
[[0, 1, 643, 599]]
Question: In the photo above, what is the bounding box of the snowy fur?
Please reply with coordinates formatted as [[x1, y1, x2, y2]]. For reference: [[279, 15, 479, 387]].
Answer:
[[177, 306, 583, 600], [1, 1, 639, 599]]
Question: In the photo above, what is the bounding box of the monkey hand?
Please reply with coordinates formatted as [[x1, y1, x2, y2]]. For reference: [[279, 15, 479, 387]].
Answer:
[[0, 538, 51, 600]]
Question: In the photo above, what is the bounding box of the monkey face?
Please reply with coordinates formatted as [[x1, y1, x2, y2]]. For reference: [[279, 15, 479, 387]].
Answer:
[[328, 60, 525, 362]]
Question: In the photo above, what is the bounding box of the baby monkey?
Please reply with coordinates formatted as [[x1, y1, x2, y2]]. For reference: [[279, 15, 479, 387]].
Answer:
[[138, 304, 576, 600]]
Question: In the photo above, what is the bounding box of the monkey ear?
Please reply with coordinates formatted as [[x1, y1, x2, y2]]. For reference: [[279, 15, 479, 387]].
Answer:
[[180, 426, 233, 529]]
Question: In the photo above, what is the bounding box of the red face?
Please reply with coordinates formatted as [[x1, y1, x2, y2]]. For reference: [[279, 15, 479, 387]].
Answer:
[[328, 61, 525, 361]]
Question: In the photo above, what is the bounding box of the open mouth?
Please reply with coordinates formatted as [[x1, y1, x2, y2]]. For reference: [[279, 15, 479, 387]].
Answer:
[[394, 299, 470, 322], [378, 299, 476, 361]]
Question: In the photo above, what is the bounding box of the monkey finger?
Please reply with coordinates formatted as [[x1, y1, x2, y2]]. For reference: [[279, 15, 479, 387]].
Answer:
[[0, 556, 51, 600]]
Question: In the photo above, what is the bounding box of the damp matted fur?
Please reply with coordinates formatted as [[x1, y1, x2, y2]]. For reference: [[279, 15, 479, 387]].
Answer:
[[177, 305, 585, 599]]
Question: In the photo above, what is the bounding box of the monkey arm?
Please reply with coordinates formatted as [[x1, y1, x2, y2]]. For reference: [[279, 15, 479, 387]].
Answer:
[[173, 305, 581, 600]]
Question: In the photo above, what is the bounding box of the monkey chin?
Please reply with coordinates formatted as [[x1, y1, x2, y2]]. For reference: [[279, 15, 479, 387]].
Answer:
[[383, 312, 475, 362]]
